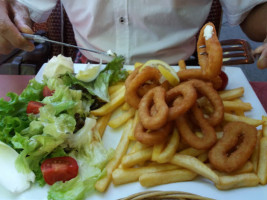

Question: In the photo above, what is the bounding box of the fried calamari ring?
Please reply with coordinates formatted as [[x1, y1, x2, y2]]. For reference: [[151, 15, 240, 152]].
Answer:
[[125, 67, 159, 97], [177, 69, 223, 90], [187, 79, 224, 126], [138, 86, 168, 130], [165, 83, 197, 121], [175, 103, 217, 150], [208, 121, 257, 173], [134, 122, 173, 146], [125, 67, 161, 109], [137, 82, 159, 97], [197, 22, 223, 78], [175, 23, 223, 90], [125, 67, 139, 89]]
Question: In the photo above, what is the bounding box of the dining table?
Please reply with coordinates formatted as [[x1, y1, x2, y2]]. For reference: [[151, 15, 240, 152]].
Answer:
[[0, 74, 266, 112]]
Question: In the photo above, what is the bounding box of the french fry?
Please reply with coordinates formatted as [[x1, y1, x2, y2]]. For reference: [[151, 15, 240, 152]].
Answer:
[[257, 137, 267, 185], [234, 109, 245, 116], [263, 116, 267, 137], [224, 113, 263, 127], [95, 113, 112, 137], [151, 142, 165, 161], [171, 154, 219, 184], [108, 82, 124, 95], [128, 111, 139, 140], [219, 87, 244, 100], [178, 60, 187, 70], [197, 152, 209, 163], [112, 163, 179, 185], [215, 173, 259, 190], [233, 161, 254, 174], [121, 147, 153, 168], [139, 169, 197, 187], [121, 102, 131, 111], [129, 141, 150, 153], [178, 147, 206, 157], [91, 85, 126, 116], [152, 129, 179, 163], [251, 130, 262, 172], [223, 100, 252, 112], [108, 107, 136, 129], [95, 119, 132, 192], [213, 162, 254, 177]]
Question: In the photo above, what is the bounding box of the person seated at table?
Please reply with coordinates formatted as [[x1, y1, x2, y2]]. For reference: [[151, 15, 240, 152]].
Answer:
[[0, 0, 266, 69]]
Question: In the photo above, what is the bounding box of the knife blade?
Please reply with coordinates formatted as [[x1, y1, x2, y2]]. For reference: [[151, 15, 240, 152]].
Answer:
[[21, 33, 115, 58]]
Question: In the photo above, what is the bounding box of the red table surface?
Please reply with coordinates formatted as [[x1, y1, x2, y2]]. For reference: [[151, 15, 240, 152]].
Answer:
[[0, 75, 266, 112]]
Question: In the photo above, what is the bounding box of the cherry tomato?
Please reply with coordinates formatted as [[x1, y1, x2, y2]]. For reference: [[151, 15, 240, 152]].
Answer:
[[41, 156, 79, 185], [26, 101, 44, 114], [218, 70, 228, 91], [43, 86, 54, 97]]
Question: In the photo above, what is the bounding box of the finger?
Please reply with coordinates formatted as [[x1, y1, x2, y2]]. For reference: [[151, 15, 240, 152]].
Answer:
[[253, 43, 267, 55], [257, 47, 267, 69], [0, 37, 15, 54], [0, 1, 34, 52], [0, 15, 34, 52], [14, 14, 33, 34], [12, 1, 33, 34]]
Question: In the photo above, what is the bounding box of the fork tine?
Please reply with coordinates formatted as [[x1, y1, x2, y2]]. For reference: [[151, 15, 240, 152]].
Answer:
[[198, 39, 254, 65], [223, 52, 247, 58], [222, 46, 244, 52], [223, 58, 253, 65]]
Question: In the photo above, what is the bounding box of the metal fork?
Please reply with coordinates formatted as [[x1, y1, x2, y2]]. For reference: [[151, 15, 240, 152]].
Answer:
[[199, 39, 255, 65]]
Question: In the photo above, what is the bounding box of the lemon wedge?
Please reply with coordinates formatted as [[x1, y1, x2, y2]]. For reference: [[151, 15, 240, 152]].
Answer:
[[76, 64, 101, 82], [134, 62, 143, 69], [140, 59, 180, 86]]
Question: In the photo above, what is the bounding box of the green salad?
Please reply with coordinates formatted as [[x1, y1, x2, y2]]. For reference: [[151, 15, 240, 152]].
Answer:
[[0, 55, 128, 200]]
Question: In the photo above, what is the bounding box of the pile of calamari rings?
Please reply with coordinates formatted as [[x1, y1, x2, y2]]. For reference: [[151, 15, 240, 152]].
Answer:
[[124, 22, 258, 173]]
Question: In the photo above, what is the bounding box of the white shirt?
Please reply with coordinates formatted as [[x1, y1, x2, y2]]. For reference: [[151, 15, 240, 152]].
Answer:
[[18, 0, 267, 64]]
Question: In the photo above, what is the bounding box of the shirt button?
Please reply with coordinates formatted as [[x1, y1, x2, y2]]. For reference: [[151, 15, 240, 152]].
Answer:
[[119, 17, 125, 24]]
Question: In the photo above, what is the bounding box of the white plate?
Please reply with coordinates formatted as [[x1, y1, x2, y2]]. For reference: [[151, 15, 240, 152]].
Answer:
[[1, 64, 266, 200]]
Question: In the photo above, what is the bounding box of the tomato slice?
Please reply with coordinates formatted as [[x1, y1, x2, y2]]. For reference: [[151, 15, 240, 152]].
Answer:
[[43, 86, 54, 97], [218, 70, 228, 91], [26, 101, 44, 114], [41, 156, 79, 185]]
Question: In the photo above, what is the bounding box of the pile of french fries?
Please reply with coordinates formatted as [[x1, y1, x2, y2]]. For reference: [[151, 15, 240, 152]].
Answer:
[[90, 64, 267, 194]]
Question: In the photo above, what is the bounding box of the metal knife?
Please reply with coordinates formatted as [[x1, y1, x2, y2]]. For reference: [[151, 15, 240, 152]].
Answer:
[[21, 33, 115, 58]]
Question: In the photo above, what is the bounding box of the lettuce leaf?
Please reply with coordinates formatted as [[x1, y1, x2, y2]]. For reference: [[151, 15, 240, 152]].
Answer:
[[60, 55, 127, 103], [105, 55, 128, 85], [48, 117, 113, 200], [14, 105, 76, 169], [0, 79, 44, 147]]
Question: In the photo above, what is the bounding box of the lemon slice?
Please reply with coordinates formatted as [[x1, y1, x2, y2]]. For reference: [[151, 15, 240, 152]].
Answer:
[[140, 59, 180, 86], [134, 62, 144, 69], [76, 64, 101, 82]]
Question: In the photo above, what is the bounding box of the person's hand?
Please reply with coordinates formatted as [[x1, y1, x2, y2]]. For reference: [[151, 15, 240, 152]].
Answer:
[[0, 0, 34, 54], [253, 39, 267, 69]]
